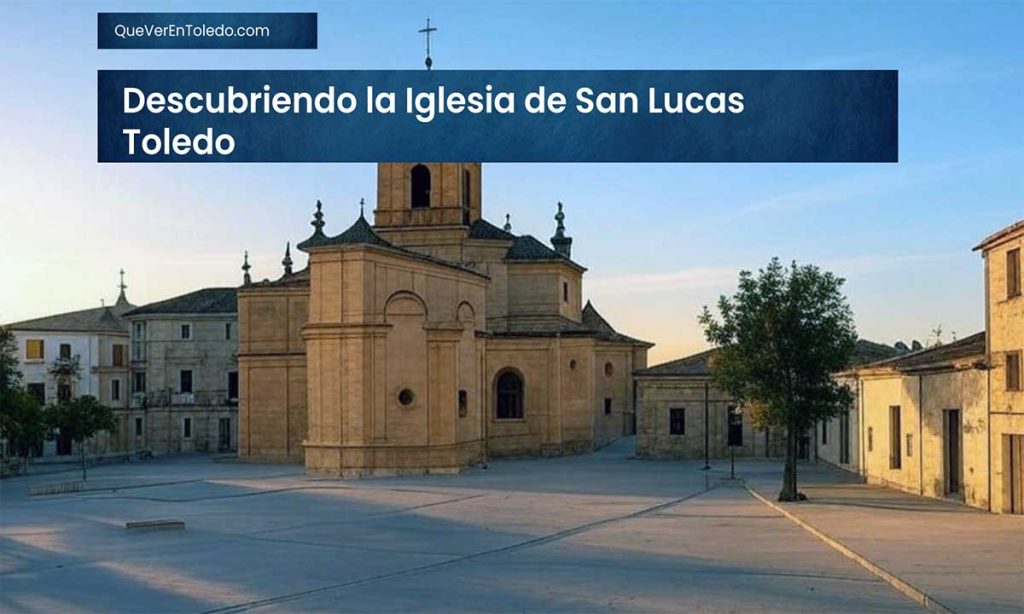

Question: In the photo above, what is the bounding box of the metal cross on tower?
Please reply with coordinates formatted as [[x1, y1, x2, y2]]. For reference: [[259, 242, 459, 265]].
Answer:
[[419, 18, 437, 70]]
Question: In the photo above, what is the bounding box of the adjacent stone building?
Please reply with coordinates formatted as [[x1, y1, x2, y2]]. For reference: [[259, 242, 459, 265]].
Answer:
[[832, 220, 1022, 514], [5, 277, 133, 457], [123, 287, 239, 455], [844, 333, 990, 508], [238, 162, 651, 475], [974, 220, 1024, 513], [634, 350, 786, 461], [635, 340, 898, 464]]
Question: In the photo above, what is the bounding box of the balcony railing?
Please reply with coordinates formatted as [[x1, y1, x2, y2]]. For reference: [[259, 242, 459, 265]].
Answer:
[[130, 390, 237, 408]]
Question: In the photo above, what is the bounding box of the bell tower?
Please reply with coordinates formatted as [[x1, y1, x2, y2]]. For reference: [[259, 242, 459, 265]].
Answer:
[[374, 163, 483, 229]]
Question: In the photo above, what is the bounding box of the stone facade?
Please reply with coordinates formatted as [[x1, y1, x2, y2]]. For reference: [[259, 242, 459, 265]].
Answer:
[[975, 220, 1024, 513], [848, 334, 990, 508], [843, 219, 1022, 513], [634, 351, 786, 461], [123, 287, 239, 455], [238, 163, 650, 475]]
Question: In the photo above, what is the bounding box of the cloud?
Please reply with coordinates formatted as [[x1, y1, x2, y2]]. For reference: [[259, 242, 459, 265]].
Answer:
[[586, 251, 961, 296], [587, 265, 740, 293], [732, 148, 1023, 219]]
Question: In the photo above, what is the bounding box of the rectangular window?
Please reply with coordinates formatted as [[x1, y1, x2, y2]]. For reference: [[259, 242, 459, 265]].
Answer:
[[26, 339, 44, 360], [110, 379, 121, 402], [868, 426, 874, 452], [59, 343, 71, 360], [225, 322, 233, 340], [180, 370, 193, 394], [112, 344, 125, 367], [669, 407, 685, 435], [1008, 248, 1021, 298], [57, 383, 71, 403], [727, 406, 743, 447], [458, 390, 468, 418], [132, 322, 146, 361], [27, 383, 45, 405], [604, 398, 612, 415], [227, 371, 239, 403], [132, 371, 146, 394], [134, 417, 143, 437], [183, 417, 192, 439], [1007, 352, 1022, 391], [822, 419, 829, 445], [906, 433, 914, 458], [889, 405, 902, 469], [180, 323, 192, 340], [562, 281, 569, 303]]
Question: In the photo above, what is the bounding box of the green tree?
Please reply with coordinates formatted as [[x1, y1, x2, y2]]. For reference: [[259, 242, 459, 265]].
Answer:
[[48, 353, 81, 397], [699, 258, 857, 501], [0, 326, 47, 473], [45, 395, 117, 480], [0, 325, 20, 391], [1, 389, 46, 469]]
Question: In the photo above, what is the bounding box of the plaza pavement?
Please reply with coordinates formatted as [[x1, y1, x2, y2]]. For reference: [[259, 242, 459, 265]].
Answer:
[[0, 438, 1019, 613]]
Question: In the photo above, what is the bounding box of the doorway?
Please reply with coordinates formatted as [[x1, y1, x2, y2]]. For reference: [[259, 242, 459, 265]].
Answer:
[[218, 417, 232, 452], [1007, 434, 1024, 514], [944, 409, 962, 496], [839, 410, 851, 464]]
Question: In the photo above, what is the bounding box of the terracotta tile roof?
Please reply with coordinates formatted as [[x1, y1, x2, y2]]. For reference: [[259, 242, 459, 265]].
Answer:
[[635, 349, 718, 377], [973, 219, 1024, 251]]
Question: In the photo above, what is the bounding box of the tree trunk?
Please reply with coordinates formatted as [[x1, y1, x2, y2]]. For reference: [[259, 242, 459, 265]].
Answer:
[[778, 423, 800, 501], [80, 440, 87, 481]]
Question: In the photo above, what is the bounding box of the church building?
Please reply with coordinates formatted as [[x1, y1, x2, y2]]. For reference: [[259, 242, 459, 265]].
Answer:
[[237, 163, 651, 476]]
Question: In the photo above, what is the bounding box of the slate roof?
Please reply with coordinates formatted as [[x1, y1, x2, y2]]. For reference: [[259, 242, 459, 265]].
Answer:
[[296, 214, 488, 279], [248, 267, 311, 289], [466, 218, 584, 269], [856, 332, 986, 372], [638, 339, 909, 377], [506, 235, 563, 260], [124, 287, 237, 317], [6, 296, 134, 334], [492, 301, 651, 347], [315, 214, 391, 248], [468, 219, 515, 241]]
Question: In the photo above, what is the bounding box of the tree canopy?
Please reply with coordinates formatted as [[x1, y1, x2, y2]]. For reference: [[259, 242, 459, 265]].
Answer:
[[699, 258, 857, 501]]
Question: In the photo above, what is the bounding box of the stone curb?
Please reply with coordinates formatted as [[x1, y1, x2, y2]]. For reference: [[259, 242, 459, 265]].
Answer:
[[28, 480, 85, 496], [743, 484, 955, 614]]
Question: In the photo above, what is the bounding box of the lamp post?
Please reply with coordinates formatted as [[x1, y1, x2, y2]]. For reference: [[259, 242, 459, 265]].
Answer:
[[728, 405, 743, 480]]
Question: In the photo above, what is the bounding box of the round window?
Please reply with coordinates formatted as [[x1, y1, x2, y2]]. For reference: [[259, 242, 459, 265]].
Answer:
[[604, 362, 614, 377], [398, 388, 415, 406]]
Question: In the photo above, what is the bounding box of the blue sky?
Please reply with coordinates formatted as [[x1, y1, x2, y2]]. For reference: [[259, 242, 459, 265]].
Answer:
[[1, 0, 1021, 363]]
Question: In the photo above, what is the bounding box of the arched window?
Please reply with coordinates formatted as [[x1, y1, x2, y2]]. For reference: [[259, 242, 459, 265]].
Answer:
[[495, 370, 523, 420], [411, 164, 431, 209]]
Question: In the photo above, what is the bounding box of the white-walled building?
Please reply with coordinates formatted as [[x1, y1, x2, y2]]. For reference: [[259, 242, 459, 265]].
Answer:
[[6, 281, 133, 457]]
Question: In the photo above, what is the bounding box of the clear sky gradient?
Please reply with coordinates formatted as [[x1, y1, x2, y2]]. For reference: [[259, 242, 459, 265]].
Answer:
[[1, 1, 1021, 364]]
